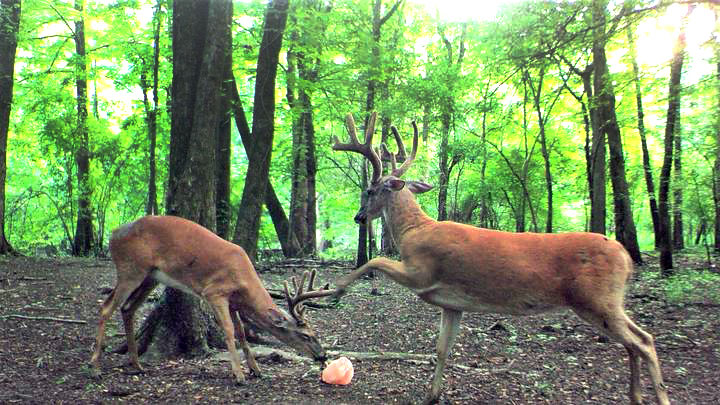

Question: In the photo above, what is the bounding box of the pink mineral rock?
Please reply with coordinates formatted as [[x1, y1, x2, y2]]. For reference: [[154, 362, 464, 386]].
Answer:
[[321, 356, 354, 385]]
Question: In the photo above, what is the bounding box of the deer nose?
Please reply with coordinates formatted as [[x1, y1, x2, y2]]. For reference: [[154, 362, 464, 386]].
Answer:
[[354, 212, 366, 224]]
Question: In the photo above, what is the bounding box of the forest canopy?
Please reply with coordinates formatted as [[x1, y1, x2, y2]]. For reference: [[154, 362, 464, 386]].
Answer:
[[2, 0, 719, 267]]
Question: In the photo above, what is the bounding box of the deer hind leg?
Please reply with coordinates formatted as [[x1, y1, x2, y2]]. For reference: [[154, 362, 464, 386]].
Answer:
[[120, 277, 158, 372], [574, 307, 669, 405], [89, 264, 149, 376], [230, 310, 262, 377], [423, 308, 463, 405], [206, 296, 245, 384]]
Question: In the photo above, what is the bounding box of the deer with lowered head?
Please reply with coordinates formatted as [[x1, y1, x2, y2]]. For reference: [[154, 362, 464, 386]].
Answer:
[[332, 112, 669, 405], [89, 215, 334, 383]]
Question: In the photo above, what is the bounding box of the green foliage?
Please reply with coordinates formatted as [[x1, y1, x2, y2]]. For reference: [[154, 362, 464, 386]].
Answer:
[[3, 0, 719, 257], [642, 266, 720, 305]]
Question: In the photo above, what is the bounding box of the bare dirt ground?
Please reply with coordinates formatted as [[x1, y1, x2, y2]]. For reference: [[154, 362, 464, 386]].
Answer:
[[1, 254, 719, 404]]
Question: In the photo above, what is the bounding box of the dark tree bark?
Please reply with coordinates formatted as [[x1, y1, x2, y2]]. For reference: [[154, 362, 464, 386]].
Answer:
[[627, 25, 660, 248], [232, 0, 289, 262], [714, 43, 720, 252], [659, 5, 693, 275], [72, 0, 93, 256], [525, 65, 562, 234], [285, 6, 323, 257], [589, 5, 609, 237], [144, 0, 163, 216], [0, 0, 21, 254], [436, 22, 466, 222], [134, 0, 232, 359], [215, 33, 233, 240], [673, 123, 684, 250], [592, 0, 641, 263], [586, 68, 606, 235], [229, 74, 300, 257]]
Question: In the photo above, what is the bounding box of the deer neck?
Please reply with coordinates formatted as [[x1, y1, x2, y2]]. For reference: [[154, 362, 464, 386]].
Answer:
[[383, 188, 433, 246]]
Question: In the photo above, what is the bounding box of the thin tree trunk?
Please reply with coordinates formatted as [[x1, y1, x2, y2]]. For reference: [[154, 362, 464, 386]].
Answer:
[[714, 41, 720, 252], [659, 5, 693, 275], [216, 74, 232, 240], [627, 25, 660, 248], [145, 0, 163, 216], [0, 0, 21, 254], [286, 45, 310, 257], [593, 0, 641, 263], [72, 0, 93, 256], [301, 88, 318, 255], [232, 0, 289, 262], [525, 67, 553, 233], [229, 74, 300, 257], [0, 0, 20, 254], [586, 68, 606, 235], [590, 4, 608, 237], [673, 123, 684, 250]]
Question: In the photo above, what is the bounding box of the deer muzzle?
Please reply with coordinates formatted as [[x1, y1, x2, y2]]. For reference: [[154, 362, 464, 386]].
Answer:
[[354, 210, 367, 225]]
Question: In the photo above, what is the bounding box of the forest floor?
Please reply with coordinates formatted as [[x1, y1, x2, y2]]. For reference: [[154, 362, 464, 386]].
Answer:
[[0, 252, 719, 404]]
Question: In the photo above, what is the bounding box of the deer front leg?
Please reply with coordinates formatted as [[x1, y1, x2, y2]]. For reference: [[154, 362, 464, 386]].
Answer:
[[423, 308, 462, 405], [207, 296, 245, 384], [230, 310, 262, 378], [333, 257, 427, 300]]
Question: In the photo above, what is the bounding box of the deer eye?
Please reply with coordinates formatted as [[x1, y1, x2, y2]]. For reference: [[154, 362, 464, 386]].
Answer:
[[366, 189, 375, 196]]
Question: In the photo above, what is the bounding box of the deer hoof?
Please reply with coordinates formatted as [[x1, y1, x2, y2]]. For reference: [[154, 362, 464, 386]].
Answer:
[[234, 374, 246, 385], [420, 393, 440, 405]]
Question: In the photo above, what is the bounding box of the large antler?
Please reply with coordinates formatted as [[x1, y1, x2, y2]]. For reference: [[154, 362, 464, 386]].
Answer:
[[283, 269, 334, 325], [333, 112, 383, 184], [381, 120, 419, 178]]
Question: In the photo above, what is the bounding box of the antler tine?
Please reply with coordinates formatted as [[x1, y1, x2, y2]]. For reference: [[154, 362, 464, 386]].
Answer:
[[333, 112, 383, 184], [306, 269, 317, 290], [283, 280, 301, 321], [390, 126, 407, 160], [283, 269, 335, 324], [391, 121, 419, 178]]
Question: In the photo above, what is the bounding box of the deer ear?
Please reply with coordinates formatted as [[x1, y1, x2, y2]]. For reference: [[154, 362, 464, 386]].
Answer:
[[384, 178, 406, 191], [406, 181, 433, 194]]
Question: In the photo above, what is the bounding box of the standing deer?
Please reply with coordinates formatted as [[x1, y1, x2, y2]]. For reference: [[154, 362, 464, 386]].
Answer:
[[332, 112, 669, 405], [89, 215, 333, 383]]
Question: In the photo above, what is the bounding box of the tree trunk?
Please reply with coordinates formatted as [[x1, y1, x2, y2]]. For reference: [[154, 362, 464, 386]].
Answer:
[[215, 9, 233, 240], [72, 0, 93, 257], [144, 0, 163, 216], [673, 123, 684, 250], [435, 23, 466, 222], [232, 0, 289, 262], [229, 74, 300, 257], [302, 87, 318, 255], [592, 0, 641, 263], [585, 69, 606, 235], [286, 47, 310, 257], [135, 0, 232, 359], [714, 46, 720, 252], [0, 0, 21, 254], [659, 5, 692, 275], [216, 70, 232, 240], [590, 5, 608, 237], [525, 67, 553, 233], [627, 25, 660, 249]]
